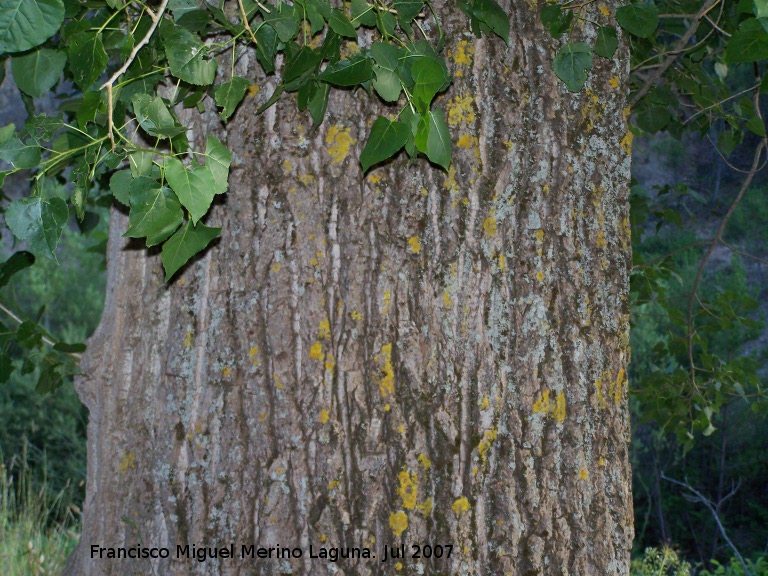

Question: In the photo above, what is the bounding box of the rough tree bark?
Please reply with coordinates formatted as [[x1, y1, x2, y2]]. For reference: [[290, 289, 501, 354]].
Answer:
[[65, 0, 634, 574]]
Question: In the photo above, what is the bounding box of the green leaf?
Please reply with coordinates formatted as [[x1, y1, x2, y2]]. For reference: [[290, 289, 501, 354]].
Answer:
[[205, 136, 231, 195], [308, 81, 330, 126], [724, 18, 768, 62], [351, 0, 377, 27], [125, 176, 184, 245], [161, 220, 221, 281], [635, 104, 670, 133], [319, 54, 373, 86], [283, 45, 322, 87], [11, 48, 66, 97], [24, 113, 63, 141], [425, 106, 451, 169], [540, 4, 573, 38], [360, 116, 410, 172], [215, 76, 250, 121], [394, 0, 423, 25], [328, 9, 357, 37], [68, 32, 108, 91], [615, 2, 658, 39], [255, 23, 278, 73], [265, 3, 299, 42], [164, 158, 217, 224], [5, 196, 69, 260], [471, 0, 510, 44], [0, 251, 34, 288], [0, 132, 41, 169], [371, 42, 402, 102], [52, 342, 86, 353], [553, 42, 593, 92], [0, 0, 65, 54], [162, 22, 217, 85], [594, 26, 618, 59], [132, 94, 185, 138], [110, 169, 132, 206], [411, 56, 449, 111]]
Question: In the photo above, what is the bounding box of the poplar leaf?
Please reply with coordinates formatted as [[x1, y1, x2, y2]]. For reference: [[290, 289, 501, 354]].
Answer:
[[371, 42, 401, 102], [594, 26, 618, 59], [319, 54, 373, 86], [161, 220, 221, 281], [554, 42, 592, 92], [162, 23, 217, 85], [132, 94, 185, 138], [724, 18, 768, 62], [214, 76, 250, 121], [165, 158, 217, 224], [360, 116, 410, 172], [11, 48, 66, 97], [616, 2, 658, 39], [125, 177, 184, 245], [425, 107, 451, 170], [68, 32, 108, 91], [205, 136, 231, 195], [411, 56, 449, 112], [0, 0, 65, 54], [5, 196, 69, 260], [328, 9, 357, 38]]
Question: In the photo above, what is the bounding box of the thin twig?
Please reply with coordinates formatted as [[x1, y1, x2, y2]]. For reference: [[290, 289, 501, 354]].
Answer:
[[686, 140, 765, 390], [0, 302, 81, 361], [661, 474, 752, 576], [630, 0, 721, 108], [720, 241, 768, 265], [238, 0, 259, 44]]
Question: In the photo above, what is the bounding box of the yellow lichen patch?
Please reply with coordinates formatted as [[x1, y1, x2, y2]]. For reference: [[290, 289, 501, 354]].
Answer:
[[443, 164, 458, 192], [612, 367, 626, 403], [389, 511, 409, 536], [222, 366, 232, 378], [310, 341, 324, 360], [248, 84, 260, 97], [324, 354, 336, 372], [599, 4, 610, 16], [397, 470, 418, 509], [417, 453, 432, 470], [498, 253, 507, 271], [535, 229, 545, 243], [341, 40, 360, 58], [325, 125, 356, 163], [397, 424, 405, 434], [395, 562, 403, 571], [282, 160, 293, 173], [421, 186, 428, 196], [351, 310, 362, 321], [417, 497, 433, 516], [535, 270, 545, 282], [579, 469, 589, 481], [274, 373, 284, 390], [447, 95, 476, 126], [381, 290, 391, 315], [320, 534, 327, 543], [310, 257, 319, 266], [368, 173, 383, 184], [621, 131, 634, 155], [596, 377, 607, 409], [384, 403, 391, 412], [483, 216, 497, 237], [480, 395, 490, 410], [271, 262, 282, 272], [320, 408, 329, 424], [452, 497, 470, 515], [178, 278, 186, 287], [298, 173, 315, 185], [318, 317, 331, 339], [596, 230, 607, 248], [375, 344, 395, 398], [249, 345, 259, 365], [442, 289, 452, 308], [408, 236, 422, 253], [599, 457, 606, 467], [472, 467, 478, 475], [119, 451, 135, 475], [449, 39, 474, 74], [328, 479, 340, 490], [608, 76, 620, 89], [533, 390, 567, 423], [184, 329, 193, 349], [457, 134, 476, 148], [478, 428, 498, 465]]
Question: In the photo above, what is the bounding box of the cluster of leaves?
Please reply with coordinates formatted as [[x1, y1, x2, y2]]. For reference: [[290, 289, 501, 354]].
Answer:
[[0, 0, 508, 389]]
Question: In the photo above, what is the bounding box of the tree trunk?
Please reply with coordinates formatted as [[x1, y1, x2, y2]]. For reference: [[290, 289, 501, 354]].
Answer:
[[65, 1, 633, 574]]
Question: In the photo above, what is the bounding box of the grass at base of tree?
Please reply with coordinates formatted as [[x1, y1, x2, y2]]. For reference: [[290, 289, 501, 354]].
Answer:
[[0, 448, 79, 576]]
